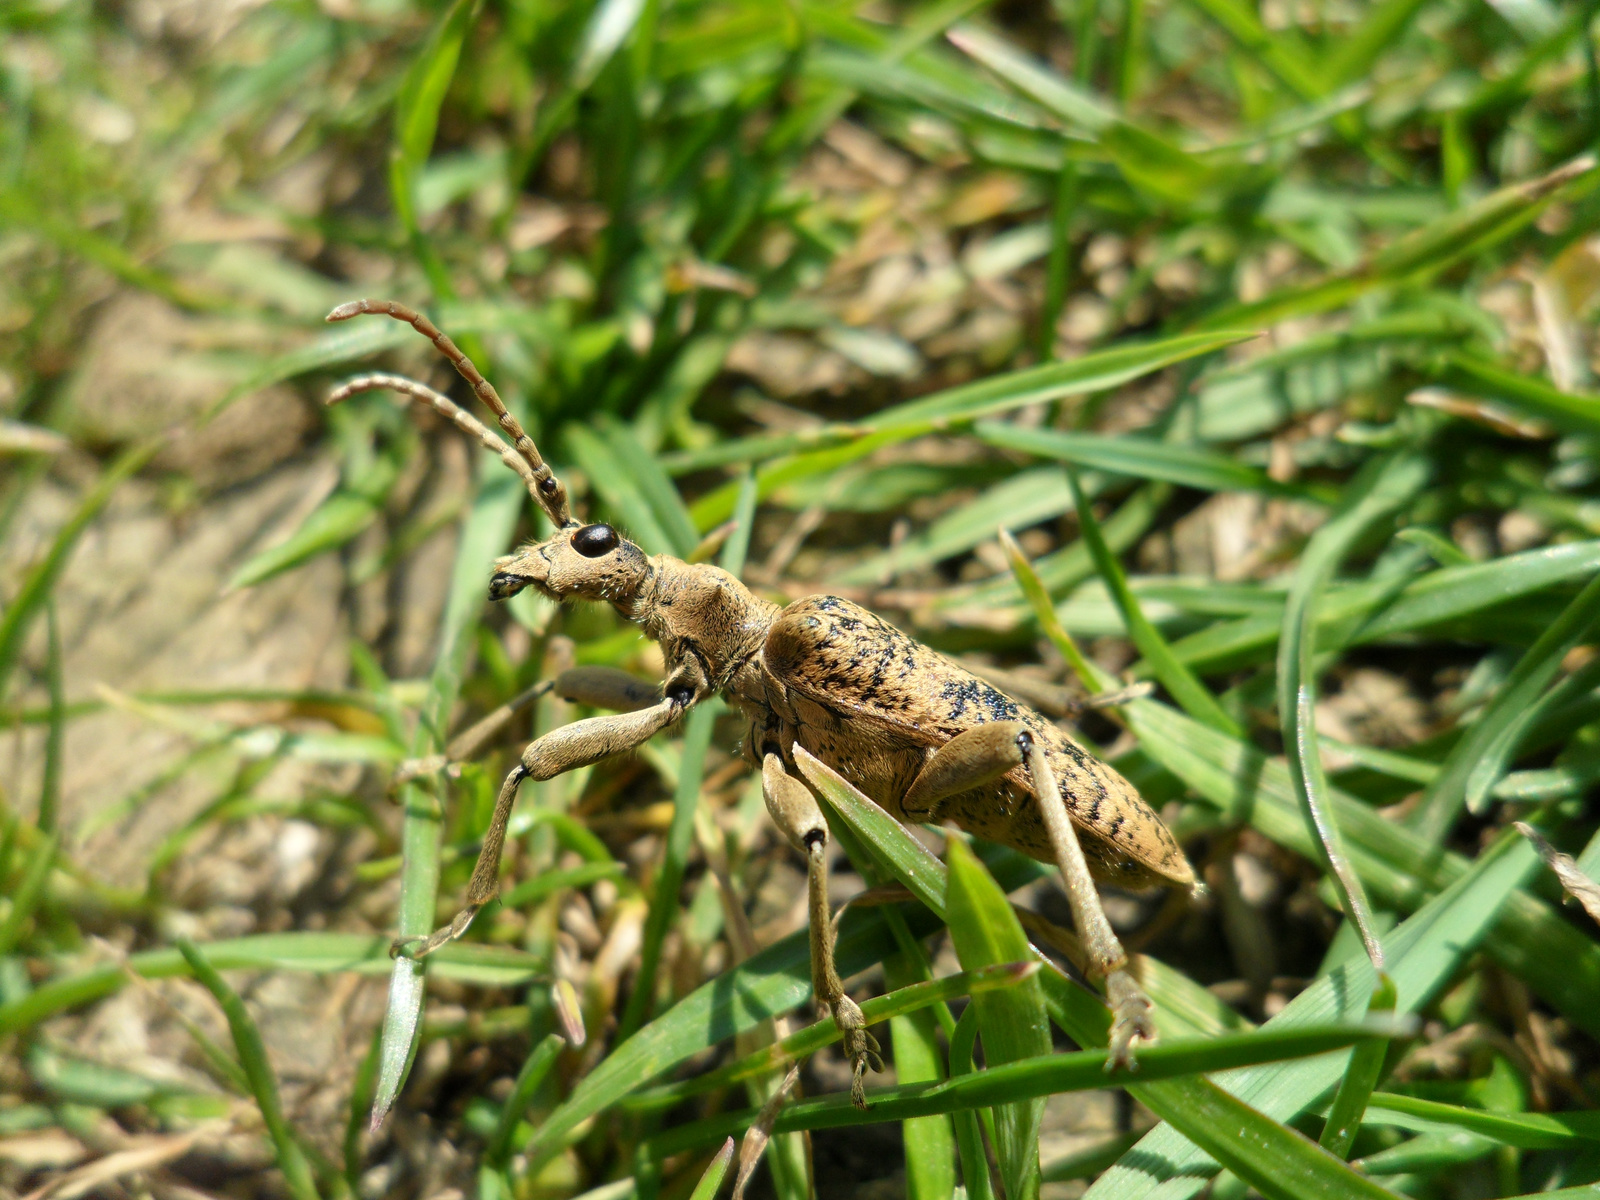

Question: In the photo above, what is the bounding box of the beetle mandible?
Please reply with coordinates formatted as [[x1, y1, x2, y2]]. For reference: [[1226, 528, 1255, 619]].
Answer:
[[326, 299, 1196, 1109]]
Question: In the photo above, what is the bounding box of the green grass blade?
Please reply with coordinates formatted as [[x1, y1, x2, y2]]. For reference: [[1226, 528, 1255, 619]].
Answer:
[[389, 0, 482, 282], [688, 334, 1249, 529], [1194, 158, 1596, 333], [568, 424, 688, 557], [976, 422, 1318, 498], [867, 332, 1253, 432], [344, 1029, 381, 1191], [1365, 156, 1596, 281], [1321, 0, 1433, 89], [689, 1138, 736, 1200], [887, 956, 957, 1200], [372, 470, 525, 1129], [949, 1003, 998, 1200], [177, 940, 321, 1200], [1317, 973, 1397, 1158], [487, 1032, 565, 1164], [797, 746, 1242, 1043], [945, 836, 1048, 1200], [616, 702, 719, 1040], [623, 963, 1038, 1111], [0, 829, 57, 957], [838, 469, 1071, 586], [1153, 1082, 1402, 1200], [1174, 0, 1321, 97], [227, 487, 388, 592], [37, 601, 63, 835], [945, 23, 1117, 131], [518, 907, 925, 1174], [1407, 567, 1600, 844], [1084, 807, 1540, 1199], [1440, 352, 1600, 439], [1277, 453, 1428, 967], [645, 1024, 1407, 1150], [0, 934, 546, 1039], [1000, 529, 1103, 686], [1361, 1093, 1600, 1148], [1069, 469, 1241, 735], [718, 469, 759, 579]]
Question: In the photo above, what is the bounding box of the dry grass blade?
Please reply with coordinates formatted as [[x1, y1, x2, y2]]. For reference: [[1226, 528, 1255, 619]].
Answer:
[[1515, 823, 1600, 926], [732, 1063, 802, 1200], [19, 1134, 201, 1200]]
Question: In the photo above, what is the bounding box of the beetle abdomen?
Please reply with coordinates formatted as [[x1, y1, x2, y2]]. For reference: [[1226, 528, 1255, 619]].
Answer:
[[763, 595, 1193, 890]]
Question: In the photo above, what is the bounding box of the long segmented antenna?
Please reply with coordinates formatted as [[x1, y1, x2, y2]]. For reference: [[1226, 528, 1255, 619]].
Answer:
[[328, 373, 544, 497], [325, 299, 573, 528]]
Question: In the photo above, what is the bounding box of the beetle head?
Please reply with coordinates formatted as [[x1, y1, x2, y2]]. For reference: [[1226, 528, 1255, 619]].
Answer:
[[489, 522, 652, 606]]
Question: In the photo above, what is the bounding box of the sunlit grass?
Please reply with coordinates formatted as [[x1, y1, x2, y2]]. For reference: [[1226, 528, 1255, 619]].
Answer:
[[2, 0, 1599, 1197]]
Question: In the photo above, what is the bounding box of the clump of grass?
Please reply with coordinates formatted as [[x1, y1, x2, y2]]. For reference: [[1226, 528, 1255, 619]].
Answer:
[[2, 1, 1600, 1199]]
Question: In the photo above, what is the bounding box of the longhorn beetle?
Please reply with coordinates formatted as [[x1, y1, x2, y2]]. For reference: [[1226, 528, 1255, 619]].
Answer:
[[326, 299, 1196, 1108]]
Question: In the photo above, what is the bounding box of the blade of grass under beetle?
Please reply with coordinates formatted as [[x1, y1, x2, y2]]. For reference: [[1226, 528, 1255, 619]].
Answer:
[[372, 469, 524, 1130], [948, 1005, 998, 1200], [517, 903, 933, 1174], [1069, 468, 1241, 736], [885, 947, 957, 1200], [1083, 826, 1539, 1200], [616, 701, 719, 1040], [1278, 453, 1428, 971], [1406, 566, 1600, 843], [176, 940, 321, 1200], [796, 745, 1243, 1044], [644, 1024, 1407, 1151], [1317, 973, 1397, 1159], [945, 836, 1048, 1200], [623, 963, 1038, 1111]]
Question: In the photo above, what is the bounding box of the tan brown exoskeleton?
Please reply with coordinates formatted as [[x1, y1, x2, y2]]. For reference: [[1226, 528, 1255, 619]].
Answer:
[[326, 299, 1196, 1108]]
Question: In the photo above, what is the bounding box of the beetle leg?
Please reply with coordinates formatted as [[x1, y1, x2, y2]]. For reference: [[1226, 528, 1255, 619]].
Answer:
[[391, 680, 554, 790], [762, 754, 883, 1109], [901, 720, 1028, 817], [552, 665, 661, 713], [1017, 730, 1155, 1068], [395, 695, 688, 959], [391, 667, 659, 790]]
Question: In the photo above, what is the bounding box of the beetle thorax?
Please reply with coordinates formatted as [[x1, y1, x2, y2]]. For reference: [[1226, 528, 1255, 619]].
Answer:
[[634, 555, 780, 693]]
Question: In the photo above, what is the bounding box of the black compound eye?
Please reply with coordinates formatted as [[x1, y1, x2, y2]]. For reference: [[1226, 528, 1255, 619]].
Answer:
[[572, 523, 620, 557]]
